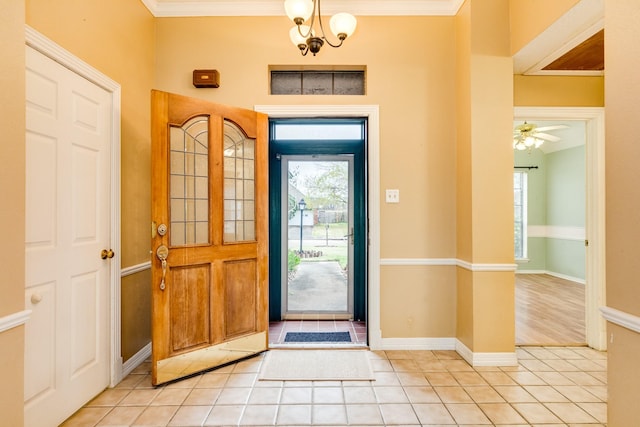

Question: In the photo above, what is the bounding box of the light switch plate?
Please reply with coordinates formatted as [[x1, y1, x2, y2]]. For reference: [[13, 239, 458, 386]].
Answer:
[[386, 189, 400, 203]]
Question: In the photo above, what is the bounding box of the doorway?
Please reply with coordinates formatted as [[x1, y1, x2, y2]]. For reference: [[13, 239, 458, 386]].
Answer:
[[513, 107, 606, 350], [268, 118, 368, 344]]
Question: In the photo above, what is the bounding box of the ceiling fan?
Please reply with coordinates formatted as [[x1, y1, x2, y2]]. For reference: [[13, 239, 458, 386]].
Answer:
[[513, 121, 568, 151]]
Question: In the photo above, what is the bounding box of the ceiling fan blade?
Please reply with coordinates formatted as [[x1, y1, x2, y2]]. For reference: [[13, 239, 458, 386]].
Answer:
[[535, 125, 568, 132], [534, 132, 561, 142]]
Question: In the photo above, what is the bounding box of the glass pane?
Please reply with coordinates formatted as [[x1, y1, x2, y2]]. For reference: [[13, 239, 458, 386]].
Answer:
[[244, 159, 254, 179], [271, 71, 303, 95], [169, 116, 210, 246], [302, 72, 332, 95], [223, 120, 256, 243], [334, 71, 365, 95], [286, 160, 349, 313], [224, 156, 235, 178], [171, 222, 185, 244], [223, 221, 235, 241], [245, 201, 255, 220], [273, 123, 362, 140], [244, 221, 255, 240], [244, 141, 255, 159]]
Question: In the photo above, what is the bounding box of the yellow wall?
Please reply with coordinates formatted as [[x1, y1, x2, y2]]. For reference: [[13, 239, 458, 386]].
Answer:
[[0, 1, 26, 423], [381, 267, 457, 337], [26, 0, 156, 361], [509, 0, 581, 54], [604, 0, 640, 422], [455, 0, 515, 353], [155, 15, 459, 338], [514, 75, 604, 106], [121, 270, 152, 360]]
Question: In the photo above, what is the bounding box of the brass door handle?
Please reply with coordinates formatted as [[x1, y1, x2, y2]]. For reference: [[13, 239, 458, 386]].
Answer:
[[101, 249, 115, 259], [156, 245, 169, 290]]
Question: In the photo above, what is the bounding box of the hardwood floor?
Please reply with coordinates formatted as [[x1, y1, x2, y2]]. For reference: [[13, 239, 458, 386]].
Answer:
[[516, 273, 586, 346]]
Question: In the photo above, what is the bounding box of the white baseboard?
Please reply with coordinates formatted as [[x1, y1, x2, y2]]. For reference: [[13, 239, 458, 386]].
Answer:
[[122, 342, 151, 378], [379, 337, 456, 350], [455, 340, 518, 366], [546, 271, 586, 285], [516, 269, 546, 274], [376, 336, 518, 366]]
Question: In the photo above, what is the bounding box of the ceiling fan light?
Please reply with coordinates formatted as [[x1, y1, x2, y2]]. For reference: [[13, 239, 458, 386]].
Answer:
[[284, 0, 313, 23], [330, 12, 357, 39], [524, 136, 536, 147], [515, 143, 527, 151], [534, 138, 544, 148]]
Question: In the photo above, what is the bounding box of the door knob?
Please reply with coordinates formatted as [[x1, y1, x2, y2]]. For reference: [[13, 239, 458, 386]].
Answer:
[[101, 249, 115, 259]]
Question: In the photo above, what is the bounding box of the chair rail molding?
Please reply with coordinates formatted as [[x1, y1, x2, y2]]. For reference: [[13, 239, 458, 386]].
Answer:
[[0, 310, 32, 334], [380, 258, 517, 272], [600, 306, 640, 334], [122, 261, 152, 277]]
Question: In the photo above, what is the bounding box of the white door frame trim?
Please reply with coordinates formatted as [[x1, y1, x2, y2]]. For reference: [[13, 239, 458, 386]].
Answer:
[[26, 26, 123, 386], [254, 105, 382, 349], [514, 106, 606, 350]]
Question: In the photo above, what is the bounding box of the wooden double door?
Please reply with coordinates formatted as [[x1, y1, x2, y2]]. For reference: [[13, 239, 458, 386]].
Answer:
[[150, 91, 268, 385]]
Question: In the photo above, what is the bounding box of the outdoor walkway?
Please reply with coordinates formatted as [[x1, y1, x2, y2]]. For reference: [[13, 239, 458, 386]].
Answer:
[[287, 261, 347, 312]]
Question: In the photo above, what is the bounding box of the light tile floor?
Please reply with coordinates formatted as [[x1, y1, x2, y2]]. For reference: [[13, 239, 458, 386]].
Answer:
[[63, 345, 607, 426]]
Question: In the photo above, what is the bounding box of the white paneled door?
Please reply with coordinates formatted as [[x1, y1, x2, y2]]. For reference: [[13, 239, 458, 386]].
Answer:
[[24, 45, 112, 427]]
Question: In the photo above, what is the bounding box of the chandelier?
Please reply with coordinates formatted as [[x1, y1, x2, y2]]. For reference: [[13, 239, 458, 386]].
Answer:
[[284, 0, 357, 56]]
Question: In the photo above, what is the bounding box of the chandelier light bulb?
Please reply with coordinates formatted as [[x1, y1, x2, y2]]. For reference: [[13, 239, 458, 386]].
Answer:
[[284, 0, 314, 24], [330, 12, 357, 39], [290, 25, 312, 47]]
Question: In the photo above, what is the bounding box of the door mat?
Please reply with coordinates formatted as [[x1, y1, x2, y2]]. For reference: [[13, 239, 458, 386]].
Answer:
[[284, 332, 351, 343], [259, 350, 375, 381]]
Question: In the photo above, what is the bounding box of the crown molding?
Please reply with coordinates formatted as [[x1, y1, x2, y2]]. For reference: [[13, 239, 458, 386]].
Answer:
[[141, 0, 464, 17]]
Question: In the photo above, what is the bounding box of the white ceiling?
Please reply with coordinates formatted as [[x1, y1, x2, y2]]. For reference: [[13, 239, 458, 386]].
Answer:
[[141, 0, 465, 17]]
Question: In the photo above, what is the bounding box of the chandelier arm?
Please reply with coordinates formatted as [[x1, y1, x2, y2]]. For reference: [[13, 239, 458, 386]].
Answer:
[[297, 24, 313, 39], [321, 35, 345, 48], [313, 0, 344, 48]]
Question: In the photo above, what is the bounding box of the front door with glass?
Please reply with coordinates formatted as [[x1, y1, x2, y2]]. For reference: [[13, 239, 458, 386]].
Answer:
[[150, 90, 269, 386], [268, 119, 367, 322]]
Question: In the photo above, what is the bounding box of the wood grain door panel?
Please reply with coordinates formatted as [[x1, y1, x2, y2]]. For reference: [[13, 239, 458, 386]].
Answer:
[[169, 263, 211, 354], [224, 259, 258, 338]]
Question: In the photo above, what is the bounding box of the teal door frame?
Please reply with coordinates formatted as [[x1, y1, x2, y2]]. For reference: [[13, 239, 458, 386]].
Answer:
[[269, 118, 368, 321]]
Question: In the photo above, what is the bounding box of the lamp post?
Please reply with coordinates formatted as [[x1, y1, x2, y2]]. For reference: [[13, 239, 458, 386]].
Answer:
[[298, 198, 306, 254]]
